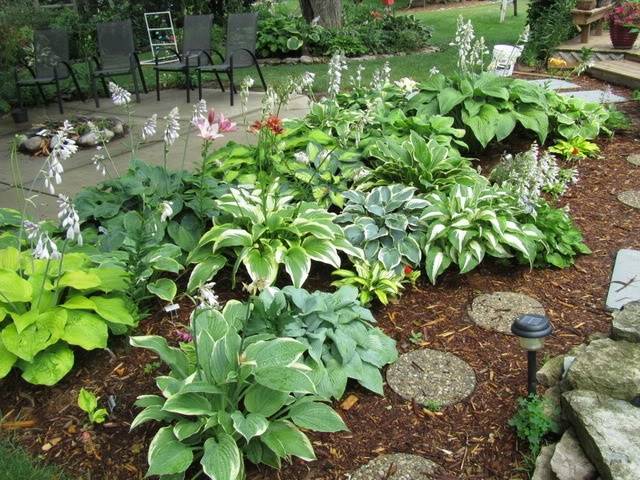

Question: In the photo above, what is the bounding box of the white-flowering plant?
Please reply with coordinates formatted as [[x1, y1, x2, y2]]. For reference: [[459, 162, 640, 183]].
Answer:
[[450, 15, 488, 75]]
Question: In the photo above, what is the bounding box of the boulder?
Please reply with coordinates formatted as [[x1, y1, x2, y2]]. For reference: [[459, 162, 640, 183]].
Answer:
[[550, 429, 598, 480], [78, 132, 99, 147], [299, 55, 313, 64], [532, 444, 557, 480], [562, 390, 640, 480], [565, 338, 640, 401], [543, 385, 567, 433], [537, 355, 564, 387], [20, 135, 44, 153], [111, 121, 124, 136], [612, 302, 640, 343]]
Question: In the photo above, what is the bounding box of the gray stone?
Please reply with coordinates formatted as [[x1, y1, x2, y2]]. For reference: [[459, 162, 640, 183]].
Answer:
[[78, 129, 114, 147], [612, 301, 640, 343], [566, 338, 640, 401], [558, 90, 627, 104], [21, 135, 44, 152], [538, 355, 565, 387], [468, 291, 545, 334], [111, 122, 124, 136], [299, 55, 313, 64], [350, 453, 440, 480], [626, 154, 640, 166], [527, 78, 580, 90], [617, 190, 640, 210], [533, 444, 557, 480], [550, 429, 598, 480], [386, 349, 476, 407], [606, 249, 640, 310], [544, 385, 567, 433], [562, 390, 640, 480]]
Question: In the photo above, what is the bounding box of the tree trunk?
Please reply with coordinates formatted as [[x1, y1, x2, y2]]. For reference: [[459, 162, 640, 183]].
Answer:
[[299, 0, 342, 29]]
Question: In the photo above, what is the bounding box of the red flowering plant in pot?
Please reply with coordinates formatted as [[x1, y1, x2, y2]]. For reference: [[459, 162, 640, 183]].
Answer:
[[609, 2, 640, 49]]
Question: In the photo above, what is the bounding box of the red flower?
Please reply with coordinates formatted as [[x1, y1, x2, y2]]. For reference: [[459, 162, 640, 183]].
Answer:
[[404, 265, 413, 275]]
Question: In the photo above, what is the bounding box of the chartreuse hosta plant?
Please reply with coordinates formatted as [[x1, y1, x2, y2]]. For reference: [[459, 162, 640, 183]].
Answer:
[[189, 182, 363, 290], [332, 260, 412, 306], [0, 248, 136, 385], [335, 184, 427, 273], [130, 302, 347, 479], [244, 286, 397, 400], [419, 184, 544, 283], [548, 136, 600, 161]]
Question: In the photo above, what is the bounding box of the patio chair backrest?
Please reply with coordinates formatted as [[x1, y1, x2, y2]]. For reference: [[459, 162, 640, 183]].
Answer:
[[97, 20, 136, 70], [34, 29, 70, 79], [225, 13, 258, 68], [183, 14, 213, 66]]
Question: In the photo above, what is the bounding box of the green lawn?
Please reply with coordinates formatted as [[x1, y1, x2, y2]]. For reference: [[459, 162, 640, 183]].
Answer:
[[0, 438, 69, 480], [257, 1, 529, 92]]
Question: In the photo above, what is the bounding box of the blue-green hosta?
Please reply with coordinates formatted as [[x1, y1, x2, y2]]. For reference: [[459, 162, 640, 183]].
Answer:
[[189, 182, 363, 290], [244, 286, 397, 400], [131, 304, 347, 480], [335, 184, 427, 272], [0, 248, 136, 385], [419, 184, 544, 283]]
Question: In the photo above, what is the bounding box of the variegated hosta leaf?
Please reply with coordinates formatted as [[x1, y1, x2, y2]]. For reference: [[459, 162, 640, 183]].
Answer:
[[424, 246, 452, 284]]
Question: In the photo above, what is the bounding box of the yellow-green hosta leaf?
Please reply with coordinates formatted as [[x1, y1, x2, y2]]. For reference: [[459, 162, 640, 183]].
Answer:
[[57, 270, 102, 290], [0, 268, 32, 303], [61, 310, 108, 350], [19, 342, 74, 386], [1, 309, 67, 361], [0, 338, 17, 378], [147, 279, 177, 302], [90, 296, 136, 326], [0, 247, 20, 270]]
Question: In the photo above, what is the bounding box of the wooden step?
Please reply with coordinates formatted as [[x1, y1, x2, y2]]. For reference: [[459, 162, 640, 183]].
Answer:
[[589, 59, 640, 89]]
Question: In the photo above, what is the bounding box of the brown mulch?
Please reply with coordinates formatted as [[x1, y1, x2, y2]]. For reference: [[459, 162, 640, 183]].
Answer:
[[1, 79, 639, 480]]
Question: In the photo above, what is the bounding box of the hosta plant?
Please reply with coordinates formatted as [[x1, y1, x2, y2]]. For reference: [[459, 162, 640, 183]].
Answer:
[[366, 132, 479, 194], [244, 286, 397, 399], [131, 303, 347, 479], [419, 183, 544, 283], [0, 248, 136, 385], [190, 182, 363, 290], [331, 260, 411, 306], [335, 184, 427, 273]]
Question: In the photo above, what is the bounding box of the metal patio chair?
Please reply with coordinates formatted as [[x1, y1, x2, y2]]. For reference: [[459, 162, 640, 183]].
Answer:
[[196, 12, 267, 106], [153, 14, 213, 103], [89, 20, 148, 108], [14, 29, 85, 114]]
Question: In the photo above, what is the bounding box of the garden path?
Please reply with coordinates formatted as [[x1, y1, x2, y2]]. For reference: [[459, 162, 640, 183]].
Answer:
[[0, 89, 309, 218]]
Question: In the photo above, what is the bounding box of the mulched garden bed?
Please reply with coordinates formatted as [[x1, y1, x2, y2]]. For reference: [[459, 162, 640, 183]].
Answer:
[[1, 77, 639, 480]]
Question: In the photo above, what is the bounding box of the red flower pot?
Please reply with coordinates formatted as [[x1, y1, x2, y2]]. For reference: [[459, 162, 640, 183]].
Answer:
[[382, 0, 395, 5], [609, 20, 639, 48]]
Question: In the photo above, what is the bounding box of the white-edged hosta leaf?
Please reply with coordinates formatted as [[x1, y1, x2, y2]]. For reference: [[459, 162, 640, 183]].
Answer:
[[301, 237, 340, 267], [147, 427, 193, 477], [290, 401, 347, 432], [261, 420, 316, 461], [283, 246, 311, 288], [231, 411, 269, 442], [201, 434, 242, 480], [212, 229, 253, 252]]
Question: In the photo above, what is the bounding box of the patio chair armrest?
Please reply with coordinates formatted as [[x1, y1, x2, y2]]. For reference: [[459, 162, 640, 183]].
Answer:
[[56, 60, 74, 77], [229, 48, 260, 64], [15, 61, 38, 81], [211, 48, 226, 63], [186, 49, 214, 67], [154, 47, 181, 66]]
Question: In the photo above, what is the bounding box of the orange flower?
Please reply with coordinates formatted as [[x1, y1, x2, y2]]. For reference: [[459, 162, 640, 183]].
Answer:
[[404, 265, 413, 275], [265, 116, 284, 135]]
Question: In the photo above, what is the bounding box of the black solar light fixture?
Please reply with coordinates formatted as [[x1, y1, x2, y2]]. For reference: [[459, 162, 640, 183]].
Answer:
[[511, 314, 553, 396]]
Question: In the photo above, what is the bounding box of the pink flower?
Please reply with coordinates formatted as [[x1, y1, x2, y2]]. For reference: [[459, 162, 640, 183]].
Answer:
[[194, 117, 224, 140], [214, 112, 237, 133], [193, 109, 237, 140]]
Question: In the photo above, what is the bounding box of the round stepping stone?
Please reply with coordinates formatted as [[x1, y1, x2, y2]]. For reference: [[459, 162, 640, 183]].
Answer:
[[386, 349, 476, 407], [468, 291, 545, 335], [618, 190, 640, 210], [350, 453, 440, 480], [627, 154, 640, 166]]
